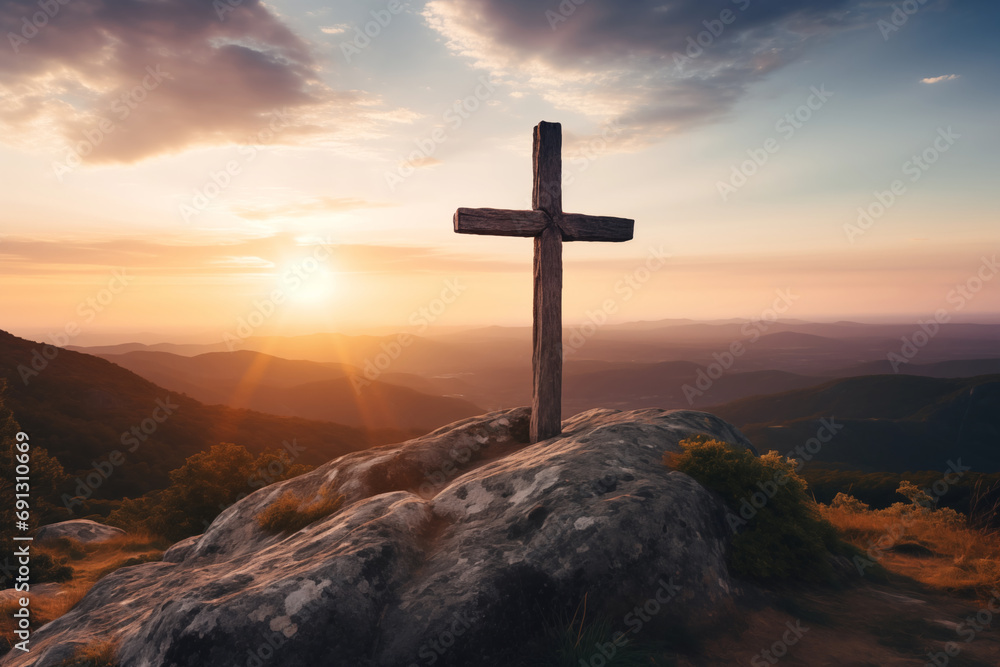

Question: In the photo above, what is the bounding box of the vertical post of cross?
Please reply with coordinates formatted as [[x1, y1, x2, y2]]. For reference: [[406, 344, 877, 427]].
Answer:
[[451, 121, 634, 444], [530, 121, 563, 443]]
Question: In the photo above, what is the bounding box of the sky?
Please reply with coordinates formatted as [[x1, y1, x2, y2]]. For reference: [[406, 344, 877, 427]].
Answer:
[[1, 0, 998, 344]]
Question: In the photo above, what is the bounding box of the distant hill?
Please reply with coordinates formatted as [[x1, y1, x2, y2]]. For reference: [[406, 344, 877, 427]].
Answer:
[[750, 331, 849, 350], [561, 361, 825, 413], [0, 330, 415, 499], [98, 350, 354, 391], [709, 374, 1000, 472], [830, 358, 1000, 379], [72, 332, 522, 374], [95, 350, 483, 430]]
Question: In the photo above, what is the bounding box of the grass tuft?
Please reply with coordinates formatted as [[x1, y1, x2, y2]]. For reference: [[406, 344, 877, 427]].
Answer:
[[257, 486, 344, 534]]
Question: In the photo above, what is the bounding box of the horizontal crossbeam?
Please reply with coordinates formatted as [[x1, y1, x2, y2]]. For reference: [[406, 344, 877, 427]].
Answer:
[[454, 208, 634, 243], [559, 214, 634, 242], [454, 208, 549, 237]]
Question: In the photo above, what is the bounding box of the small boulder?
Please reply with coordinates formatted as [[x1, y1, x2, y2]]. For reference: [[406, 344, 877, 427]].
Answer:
[[35, 519, 125, 545]]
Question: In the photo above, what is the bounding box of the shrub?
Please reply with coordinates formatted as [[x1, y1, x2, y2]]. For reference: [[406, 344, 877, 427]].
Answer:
[[667, 435, 844, 582], [257, 487, 344, 534], [108, 443, 313, 542], [821, 489, 999, 594], [834, 482, 966, 529], [830, 492, 869, 513]]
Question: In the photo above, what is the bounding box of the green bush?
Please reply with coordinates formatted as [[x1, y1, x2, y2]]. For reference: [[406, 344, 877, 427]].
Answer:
[[107, 443, 313, 542], [668, 435, 844, 582], [257, 487, 344, 534]]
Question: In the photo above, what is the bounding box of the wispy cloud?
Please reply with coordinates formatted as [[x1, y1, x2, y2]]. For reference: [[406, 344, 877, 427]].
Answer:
[[406, 157, 442, 169], [921, 74, 960, 84], [232, 197, 395, 220]]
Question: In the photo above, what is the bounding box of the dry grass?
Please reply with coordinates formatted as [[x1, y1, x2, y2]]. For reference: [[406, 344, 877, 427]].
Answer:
[[257, 486, 344, 534], [0, 532, 165, 654], [822, 503, 1000, 596], [0, 579, 92, 653]]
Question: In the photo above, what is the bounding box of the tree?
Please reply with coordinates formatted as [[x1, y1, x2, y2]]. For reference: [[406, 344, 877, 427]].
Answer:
[[109, 442, 312, 542], [1, 380, 71, 588]]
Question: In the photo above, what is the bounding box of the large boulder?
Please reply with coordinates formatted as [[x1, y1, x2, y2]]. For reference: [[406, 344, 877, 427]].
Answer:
[[35, 519, 125, 544], [2, 408, 755, 667]]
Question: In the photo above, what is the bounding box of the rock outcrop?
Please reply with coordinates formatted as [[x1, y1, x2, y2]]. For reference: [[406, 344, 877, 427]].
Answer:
[[4, 408, 756, 667], [35, 519, 125, 544]]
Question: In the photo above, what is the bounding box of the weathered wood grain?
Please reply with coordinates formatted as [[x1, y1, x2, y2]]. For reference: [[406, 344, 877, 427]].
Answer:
[[532, 121, 562, 216], [454, 208, 549, 237], [531, 224, 563, 442], [559, 214, 634, 242]]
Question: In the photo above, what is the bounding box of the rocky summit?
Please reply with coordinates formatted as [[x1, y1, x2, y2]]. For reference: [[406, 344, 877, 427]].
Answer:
[[6, 407, 757, 667]]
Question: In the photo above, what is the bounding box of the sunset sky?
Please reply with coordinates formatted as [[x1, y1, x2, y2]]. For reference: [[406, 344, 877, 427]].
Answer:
[[1, 0, 998, 344]]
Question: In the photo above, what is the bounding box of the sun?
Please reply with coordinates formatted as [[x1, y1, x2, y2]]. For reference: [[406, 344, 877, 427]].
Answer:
[[287, 268, 337, 305]]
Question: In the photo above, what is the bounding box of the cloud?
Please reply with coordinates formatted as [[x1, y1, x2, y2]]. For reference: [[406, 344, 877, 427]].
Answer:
[[423, 0, 928, 147], [320, 24, 349, 34], [0, 234, 526, 277], [921, 74, 960, 84], [232, 197, 395, 220], [0, 0, 411, 163], [406, 157, 442, 169]]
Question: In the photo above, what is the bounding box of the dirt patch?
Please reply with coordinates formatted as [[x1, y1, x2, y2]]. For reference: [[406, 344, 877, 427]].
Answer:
[[676, 577, 1000, 667]]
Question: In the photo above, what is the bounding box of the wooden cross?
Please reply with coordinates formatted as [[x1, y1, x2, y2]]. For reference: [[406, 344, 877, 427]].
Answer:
[[453, 121, 634, 443]]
